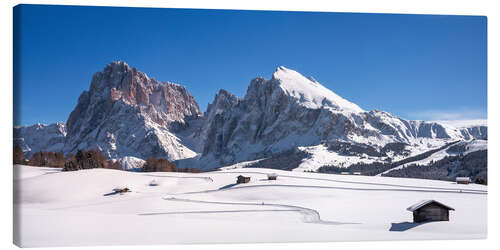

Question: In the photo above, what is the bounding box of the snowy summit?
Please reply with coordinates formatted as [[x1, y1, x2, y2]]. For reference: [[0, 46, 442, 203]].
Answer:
[[272, 66, 364, 112]]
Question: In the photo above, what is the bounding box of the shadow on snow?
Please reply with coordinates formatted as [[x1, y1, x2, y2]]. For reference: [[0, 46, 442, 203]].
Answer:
[[389, 221, 431, 232]]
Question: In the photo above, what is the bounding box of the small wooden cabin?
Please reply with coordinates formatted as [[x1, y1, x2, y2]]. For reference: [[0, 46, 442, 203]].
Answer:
[[112, 187, 130, 194], [456, 177, 471, 184], [267, 173, 278, 180], [340, 172, 350, 175], [236, 175, 250, 184], [407, 200, 454, 223]]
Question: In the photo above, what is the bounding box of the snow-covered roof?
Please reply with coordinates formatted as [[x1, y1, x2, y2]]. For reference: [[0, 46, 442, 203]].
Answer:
[[407, 200, 455, 212], [456, 177, 471, 181]]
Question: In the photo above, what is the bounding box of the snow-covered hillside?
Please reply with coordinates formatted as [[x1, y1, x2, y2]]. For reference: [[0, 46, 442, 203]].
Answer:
[[293, 144, 380, 172], [378, 139, 487, 176], [14, 165, 487, 247], [118, 156, 146, 171]]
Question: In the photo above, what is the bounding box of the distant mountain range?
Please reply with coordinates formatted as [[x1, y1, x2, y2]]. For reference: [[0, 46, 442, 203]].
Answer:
[[14, 61, 487, 176]]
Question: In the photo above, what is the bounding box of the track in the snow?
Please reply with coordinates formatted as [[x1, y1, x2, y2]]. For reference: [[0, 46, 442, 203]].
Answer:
[[158, 197, 357, 225]]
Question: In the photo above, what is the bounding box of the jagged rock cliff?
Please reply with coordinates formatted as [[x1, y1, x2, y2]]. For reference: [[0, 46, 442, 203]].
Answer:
[[63, 61, 201, 160]]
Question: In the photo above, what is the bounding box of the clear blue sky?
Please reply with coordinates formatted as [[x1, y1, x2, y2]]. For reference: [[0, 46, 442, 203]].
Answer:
[[14, 5, 487, 126]]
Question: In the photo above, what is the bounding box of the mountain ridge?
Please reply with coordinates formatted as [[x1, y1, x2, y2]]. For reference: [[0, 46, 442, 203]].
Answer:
[[14, 62, 487, 172]]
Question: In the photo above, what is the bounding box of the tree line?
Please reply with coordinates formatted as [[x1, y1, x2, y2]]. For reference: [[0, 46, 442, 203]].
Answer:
[[13, 144, 202, 173]]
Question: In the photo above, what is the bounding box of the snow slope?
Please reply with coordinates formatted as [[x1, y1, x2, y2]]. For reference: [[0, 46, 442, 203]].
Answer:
[[118, 156, 146, 171], [293, 144, 380, 172], [14, 165, 486, 247], [378, 139, 487, 176]]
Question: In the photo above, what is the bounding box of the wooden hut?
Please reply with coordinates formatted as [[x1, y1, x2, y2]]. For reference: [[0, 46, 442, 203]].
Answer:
[[267, 173, 278, 180], [456, 177, 471, 184], [112, 187, 130, 194], [236, 175, 250, 184], [407, 200, 454, 223]]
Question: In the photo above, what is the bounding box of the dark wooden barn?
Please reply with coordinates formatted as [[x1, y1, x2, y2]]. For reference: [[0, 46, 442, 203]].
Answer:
[[407, 200, 455, 223], [236, 175, 250, 184], [112, 187, 130, 194], [456, 177, 471, 184], [267, 173, 278, 180]]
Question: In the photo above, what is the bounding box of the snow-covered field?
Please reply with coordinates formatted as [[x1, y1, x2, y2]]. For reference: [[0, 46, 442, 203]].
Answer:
[[14, 165, 487, 247]]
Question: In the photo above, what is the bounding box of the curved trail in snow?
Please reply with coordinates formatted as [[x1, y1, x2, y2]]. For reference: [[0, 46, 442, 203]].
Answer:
[[158, 197, 355, 225], [208, 171, 487, 193]]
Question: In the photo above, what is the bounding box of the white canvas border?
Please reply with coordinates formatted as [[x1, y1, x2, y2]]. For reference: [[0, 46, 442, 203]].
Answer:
[[1, 1, 497, 250]]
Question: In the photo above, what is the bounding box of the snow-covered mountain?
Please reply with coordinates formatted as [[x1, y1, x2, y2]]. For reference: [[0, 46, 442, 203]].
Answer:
[[13, 123, 67, 158], [14, 61, 202, 162], [179, 66, 487, 170], [63, 61, 202, 160], [14, 63, 487, 173]]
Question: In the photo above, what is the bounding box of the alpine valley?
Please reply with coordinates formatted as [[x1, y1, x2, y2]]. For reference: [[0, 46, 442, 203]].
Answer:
[[14, 61, 487, 180]]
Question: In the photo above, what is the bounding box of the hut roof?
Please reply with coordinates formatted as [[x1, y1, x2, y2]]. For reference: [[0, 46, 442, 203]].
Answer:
[[407, 200, 455, 212], [456, 177, 471, 181]]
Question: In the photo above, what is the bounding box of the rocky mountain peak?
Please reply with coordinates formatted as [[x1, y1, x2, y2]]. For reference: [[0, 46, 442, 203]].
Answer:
[[205, 89, 239, 117], [63, 61, 201, 160], [104, 60, 131, 75]]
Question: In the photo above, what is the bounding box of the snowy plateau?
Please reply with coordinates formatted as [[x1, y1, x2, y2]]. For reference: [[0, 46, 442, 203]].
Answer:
[[13, 62, 487, 246], [14, 165, 486, 246]]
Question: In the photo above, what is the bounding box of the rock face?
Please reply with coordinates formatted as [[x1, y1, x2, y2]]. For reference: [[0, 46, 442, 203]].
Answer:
[[63, 61, 201, 160]]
